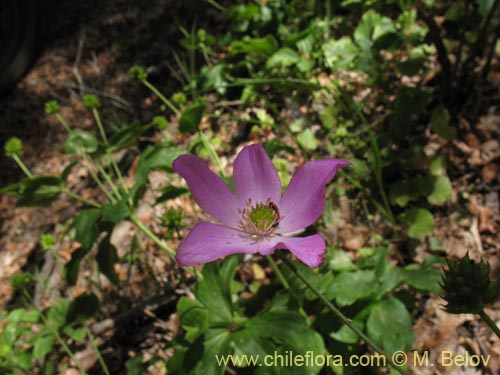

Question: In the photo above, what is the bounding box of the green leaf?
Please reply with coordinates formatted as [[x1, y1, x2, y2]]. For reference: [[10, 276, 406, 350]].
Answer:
[[108, 124, 150, 152], [431, 106, 456, 140], [33, 334, 54, 359], [389, 180, 421, 207], [322, 37, 359, 70], [200, 64, 228, 94], [328, 249, 356, 272], [101, 201, 129, 223], [16, 176, 62, 207], [262, 139, 294, 157], [366, 298, 415, 353], [155, 185, 189, 205], [326, 270, 376, 306], [126, 355, 150, 375], [46, 299, 70, 327], [425, 176, 452, 205], [177, 297, 210, 342], [266, 47, 300, 68], [63, 129, 99, 155], [65, 247, 89, 286], [297, 129, 318, 150], [132, 144, 186, 203], [194, 262, 233, 324], [229, 35, 279, 58], [96, 235, 119, 285], [179, 99, 206, 134], [73, 209, 101, 250], [193, 329, 232, 375], [403, 265, 443, 294], [66, 293, 99, 324], [399, 208, 435, 239]]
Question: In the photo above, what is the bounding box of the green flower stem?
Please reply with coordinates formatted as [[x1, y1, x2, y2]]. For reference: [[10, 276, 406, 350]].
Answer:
[[55, 113, 72, 133], [142, 79, 181, 116], [129, 214, 199, 279], [199, 131, 225, 177], [479, 310, 500, 340], [94, 160, 122, 200], [84, 324, 111, 375], [277, 254, 407, 375], [61, 187, 101, 208], [266, 255, 290, 289], [12, 154, 33, 178], [129, 214, 175, 258], [81, 153, 116, 203], [92, 108, 108, 144], [91, 108, 130, 196], [206, 0, 225, 11], [225, 77, 321, 90]]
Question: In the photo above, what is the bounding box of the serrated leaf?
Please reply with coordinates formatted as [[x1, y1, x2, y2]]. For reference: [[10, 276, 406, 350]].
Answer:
[[63, 129, 99, 155], [367, 298, 415, 353], [33, 334, 54, 359], [194, 262, 233, 324], [16, 176, 62, 207], [266, 47, 300, 69], [326, 270, 375, 306], [179, 100, 206, 134], [101, 201, 129, 223]]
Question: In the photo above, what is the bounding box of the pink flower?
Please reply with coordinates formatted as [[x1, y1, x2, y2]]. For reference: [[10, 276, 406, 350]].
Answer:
[[173, 144, 350, 268]]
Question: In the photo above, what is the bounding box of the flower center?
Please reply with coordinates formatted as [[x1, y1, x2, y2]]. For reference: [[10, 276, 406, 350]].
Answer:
[[238, 198, 281, 238]]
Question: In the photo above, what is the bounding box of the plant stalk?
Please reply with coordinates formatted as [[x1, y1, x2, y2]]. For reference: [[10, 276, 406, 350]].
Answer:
[[278, 254, 407, 375], [479, 310, 500, 339]]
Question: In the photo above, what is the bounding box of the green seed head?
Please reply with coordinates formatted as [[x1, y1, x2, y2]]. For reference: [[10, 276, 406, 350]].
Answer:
[[83, 94, 101, 109], [44, 100, 60, 115], [441, 252, 500, 314], [4, 137, 23, 157], [129, 66, 147, 81]]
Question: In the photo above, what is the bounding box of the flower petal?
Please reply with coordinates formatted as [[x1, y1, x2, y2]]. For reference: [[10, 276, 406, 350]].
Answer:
[[233, 144, 281, 205], [176, 222, 273, 266], [173, 154, 240, 226], [276, 234, 326, 268], [278, 159, 351, 233]]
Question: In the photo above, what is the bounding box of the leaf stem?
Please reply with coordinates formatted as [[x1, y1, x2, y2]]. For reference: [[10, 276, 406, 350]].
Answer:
[[12, 154, 33, 178], [84, 323, 111, 375], [129, 214, 176, 258], [479, 310, 500, 340], [142, 79, 181, 116], [82, 153, 116, 203], [55, 113, 72, 133], [277, 254, 408, 375], [266, 255, 290, 289], [61, 187, 101, 208]]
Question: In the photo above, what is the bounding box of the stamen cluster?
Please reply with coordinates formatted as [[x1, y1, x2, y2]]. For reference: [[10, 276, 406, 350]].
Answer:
[[238, 198, 281, 238]]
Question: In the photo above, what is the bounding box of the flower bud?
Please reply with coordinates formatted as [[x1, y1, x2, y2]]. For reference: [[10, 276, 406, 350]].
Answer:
[[83, 94, 101, 109], [129, 66, 147, 81], [4, 137, 23, 157], [441, 253, 500, 314], [44, 100, 60, 115]]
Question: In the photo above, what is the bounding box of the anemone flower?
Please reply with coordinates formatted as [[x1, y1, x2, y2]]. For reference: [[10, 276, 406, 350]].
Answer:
[[173, 144, 350, 268]]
